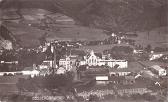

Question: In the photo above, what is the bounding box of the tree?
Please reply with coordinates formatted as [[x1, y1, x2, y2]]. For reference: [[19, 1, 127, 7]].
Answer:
[[145, 44, 152, 53], [142, 93, 156, 101], [88, 94, 99, 101], [16, 72, 77, 101]]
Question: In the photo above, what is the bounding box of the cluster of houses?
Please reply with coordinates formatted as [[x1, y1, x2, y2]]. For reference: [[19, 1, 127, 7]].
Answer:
[[38, 49, 128, 76]]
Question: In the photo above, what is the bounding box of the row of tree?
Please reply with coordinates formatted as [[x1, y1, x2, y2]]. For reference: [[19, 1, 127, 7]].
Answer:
[[16, 72, 77, 101]]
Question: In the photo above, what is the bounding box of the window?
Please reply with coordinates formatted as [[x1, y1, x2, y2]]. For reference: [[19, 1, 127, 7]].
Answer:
[[95, 59, 97, 63]]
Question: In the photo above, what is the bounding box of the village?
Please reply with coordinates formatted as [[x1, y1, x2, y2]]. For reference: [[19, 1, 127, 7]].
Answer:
[[0, 25, 168, 102], [0, 1, 168, 101]]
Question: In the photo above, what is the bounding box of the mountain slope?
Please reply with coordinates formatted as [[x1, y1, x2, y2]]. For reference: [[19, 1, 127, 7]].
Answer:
[[0, 0, 168, 32]]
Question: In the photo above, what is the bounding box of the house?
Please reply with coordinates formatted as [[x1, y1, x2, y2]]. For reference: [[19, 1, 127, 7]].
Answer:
[[79, 50, 128, 68], [149, 51, 168, 61], [149, 65, 167, 76], [39, 60, 53, 69], [21, 67, 40, 77], [149, 53, 163, 61], [59, 55, 78, 71], [109, 68, 132, 76], [95, 76, 109, 85], [39, 68, 50, 76], [94, 74, 138, 86], [100, 59, 128, 69]]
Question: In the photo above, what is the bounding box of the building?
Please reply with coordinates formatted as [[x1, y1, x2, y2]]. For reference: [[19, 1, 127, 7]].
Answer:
[[95, 76, 109, 85], [59, 55, 78, 71], [79, 50, 128, 68], [21, 67, 40, 77], [149, 65, 167, 76], [109, 68, 132, 76], [149, 53, 163, 61], [39, 60, 53, 69], [100, 59, 128, 69], [79, 50, 102, 66]]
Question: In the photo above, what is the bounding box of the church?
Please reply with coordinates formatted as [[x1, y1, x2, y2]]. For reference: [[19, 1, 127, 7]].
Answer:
[[79, 50, 128, 69]]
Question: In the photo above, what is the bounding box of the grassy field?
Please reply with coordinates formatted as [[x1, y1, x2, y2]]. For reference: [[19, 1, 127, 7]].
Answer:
[[4, 7, 168, 49], [5, 8, 108, 47], [0, 76, 29, 95], [129, 26, 168, 48]]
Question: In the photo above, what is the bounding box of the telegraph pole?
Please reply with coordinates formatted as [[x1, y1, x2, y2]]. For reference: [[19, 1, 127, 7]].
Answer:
[[53, 44, 57, 74]]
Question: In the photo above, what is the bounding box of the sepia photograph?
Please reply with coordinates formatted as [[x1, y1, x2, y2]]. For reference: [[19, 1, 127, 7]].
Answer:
[[0, 0, 167, 102]]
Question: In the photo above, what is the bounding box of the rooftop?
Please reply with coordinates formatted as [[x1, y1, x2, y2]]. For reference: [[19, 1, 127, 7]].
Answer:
[[150, 65, 165, 71]]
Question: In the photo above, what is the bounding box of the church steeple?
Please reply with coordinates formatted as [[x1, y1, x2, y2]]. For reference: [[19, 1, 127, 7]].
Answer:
[[90, 50, 95, 56]]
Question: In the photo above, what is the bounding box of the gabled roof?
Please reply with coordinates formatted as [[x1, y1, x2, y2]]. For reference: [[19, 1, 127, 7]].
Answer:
[[85, 50, 102, 59], [150, 65, 165, 71]]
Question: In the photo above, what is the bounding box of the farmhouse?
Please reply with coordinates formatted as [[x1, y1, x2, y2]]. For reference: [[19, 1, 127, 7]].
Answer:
[[149, 65, 167, 76]]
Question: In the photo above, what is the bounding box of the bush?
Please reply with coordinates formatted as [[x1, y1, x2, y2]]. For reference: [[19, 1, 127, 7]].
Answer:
[[142, 93, 156, 101], [8, 73, 14, 76], [89, 95, 99, 101], [3, 73, 8, 76], [77, 96, 85, 101], [104, 94, 114, 100], [131, 93, 142, 100]]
